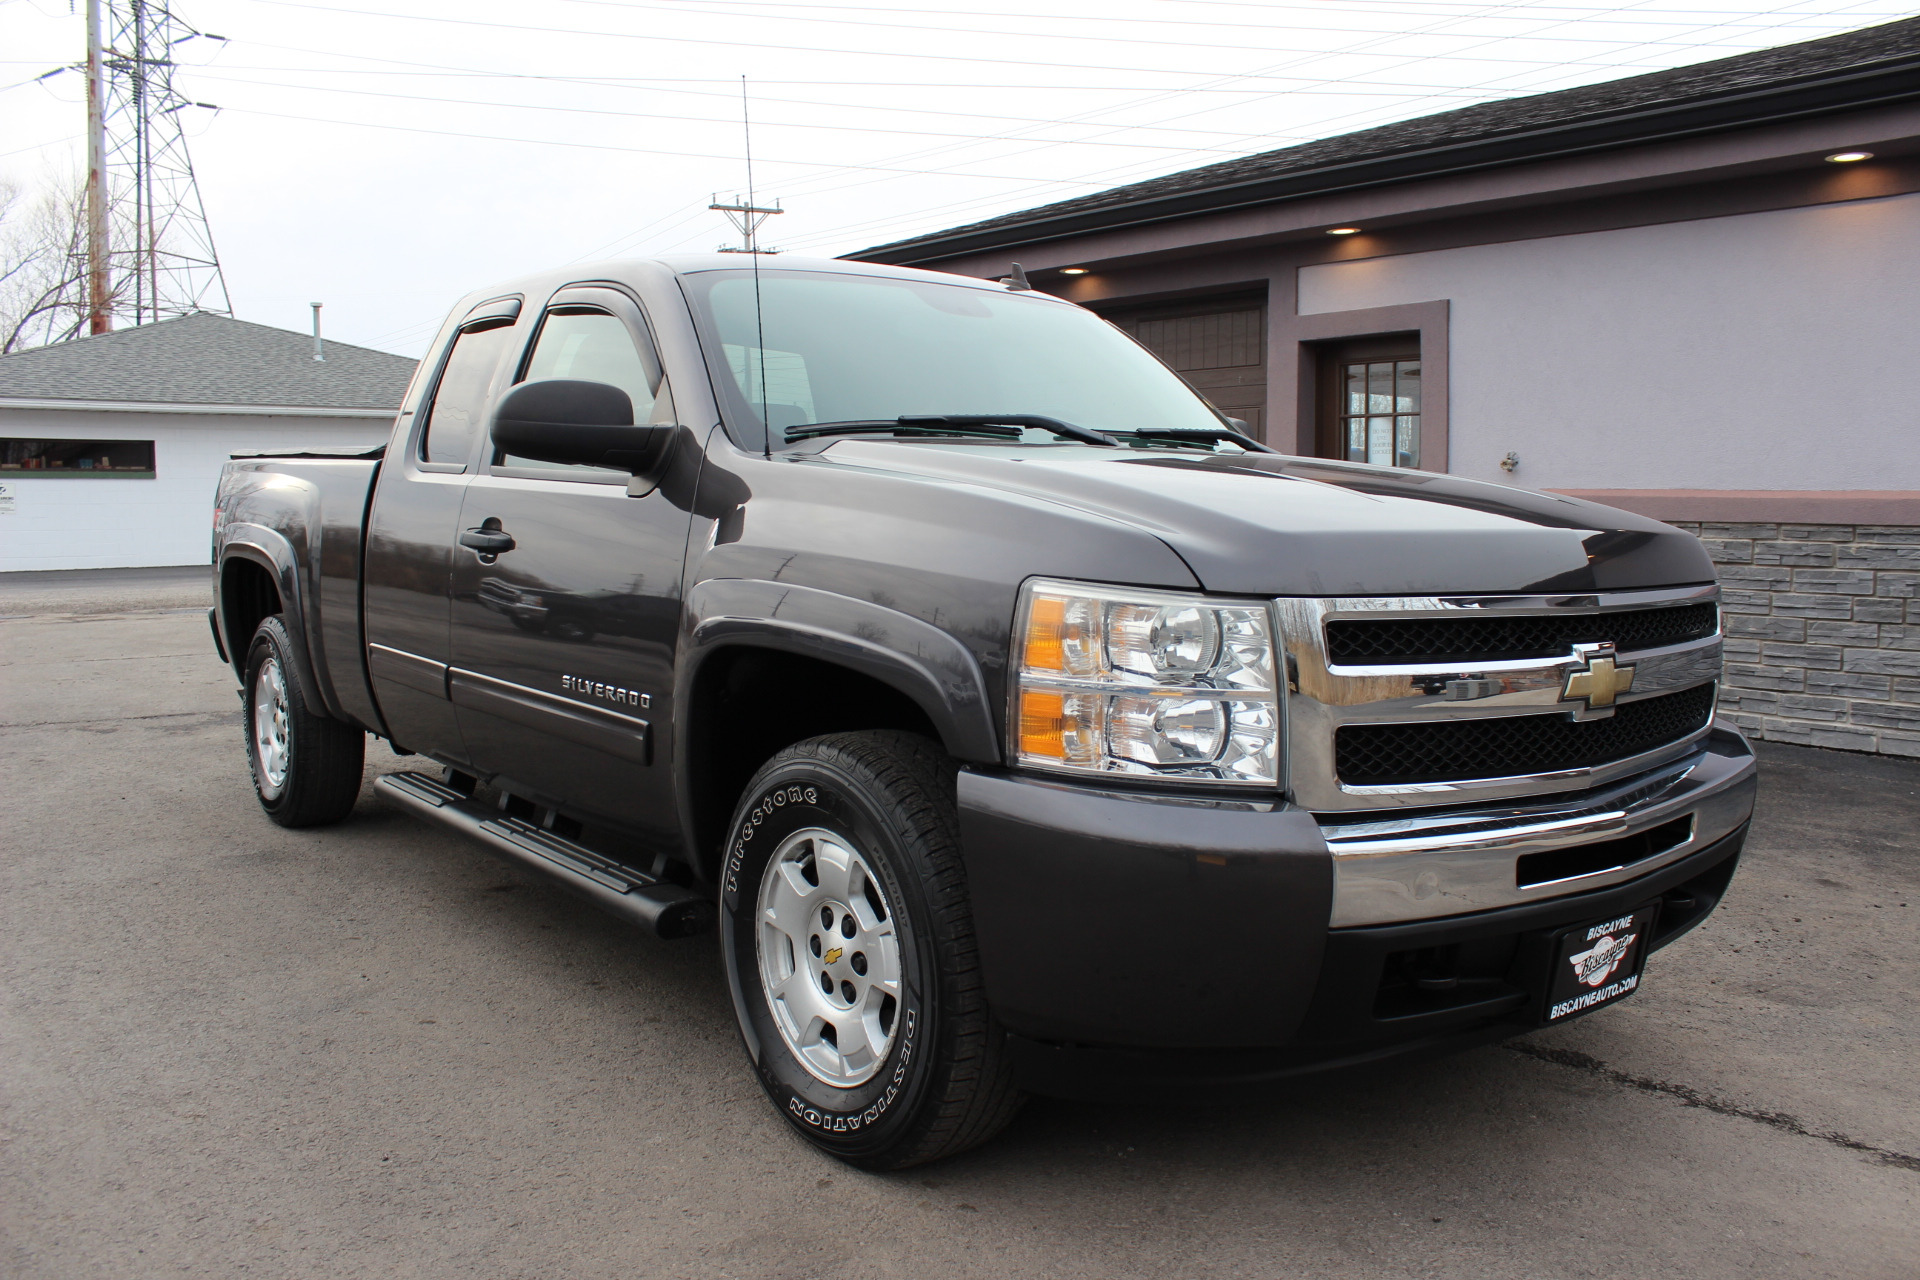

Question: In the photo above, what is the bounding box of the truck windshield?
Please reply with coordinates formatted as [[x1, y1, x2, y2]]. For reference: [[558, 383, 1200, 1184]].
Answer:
[[682, 269, 1226, 446]]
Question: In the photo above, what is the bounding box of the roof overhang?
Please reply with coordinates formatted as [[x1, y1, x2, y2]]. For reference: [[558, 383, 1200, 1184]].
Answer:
[[852, 48, 1920, 266], [0, 397, 396, 418]]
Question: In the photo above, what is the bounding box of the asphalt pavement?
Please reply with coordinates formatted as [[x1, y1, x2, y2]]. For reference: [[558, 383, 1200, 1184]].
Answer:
[[2, 569, 1915, 1279]]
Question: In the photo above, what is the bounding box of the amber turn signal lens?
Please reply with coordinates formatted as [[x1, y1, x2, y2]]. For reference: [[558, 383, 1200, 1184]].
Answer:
[[1023, 595, 1068, 672], [1018, 689, 1067, 759]]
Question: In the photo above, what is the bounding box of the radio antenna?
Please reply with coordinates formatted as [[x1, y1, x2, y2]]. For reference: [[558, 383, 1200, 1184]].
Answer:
[[745, 77, 770, 459], [708, 80, 782, 456]]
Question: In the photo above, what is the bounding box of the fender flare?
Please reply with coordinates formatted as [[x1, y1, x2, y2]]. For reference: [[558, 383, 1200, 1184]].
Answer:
[[679, 583, 1006, 771], [217, 525, 336, 721], [674, 577, 1002, 881], [677, 578, 1001, 766]]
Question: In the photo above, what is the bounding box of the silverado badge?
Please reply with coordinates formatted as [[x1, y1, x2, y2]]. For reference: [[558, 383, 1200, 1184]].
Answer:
[[1560, 641, 1635, 720]]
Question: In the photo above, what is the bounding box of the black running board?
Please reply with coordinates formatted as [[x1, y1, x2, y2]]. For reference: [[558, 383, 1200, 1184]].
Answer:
[[374, 771, 714, 939]]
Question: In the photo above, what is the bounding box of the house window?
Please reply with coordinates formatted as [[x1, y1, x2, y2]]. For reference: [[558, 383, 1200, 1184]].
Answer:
[[0, 437, 156, 477], [1341, 358, 1421, 467], [1316, 334, 1419, 467]]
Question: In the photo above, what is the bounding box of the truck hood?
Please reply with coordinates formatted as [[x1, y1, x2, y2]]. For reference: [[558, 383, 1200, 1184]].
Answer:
[[816, 442, 1713, 596]]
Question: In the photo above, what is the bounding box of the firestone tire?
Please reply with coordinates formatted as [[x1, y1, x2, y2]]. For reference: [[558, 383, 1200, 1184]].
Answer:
[[244, 615, 365, 828], [720, 731, 1024, 1169]]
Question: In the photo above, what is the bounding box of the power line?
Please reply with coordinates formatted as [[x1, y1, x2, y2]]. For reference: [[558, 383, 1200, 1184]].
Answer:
[[1169, 0, 1905, 19], [248, 0, 1721, 78], [203, 60, 1524, 100], [187, 72, 1313, 154], [728, 0, 1589, 239], [194, 2, 1894, 227], [278, 0, 1896, 343], [764, 0, 1879, 251], [845, 0, 1901, 201], [546, 0, 1890, 51], [220, 105, 1135, 184]]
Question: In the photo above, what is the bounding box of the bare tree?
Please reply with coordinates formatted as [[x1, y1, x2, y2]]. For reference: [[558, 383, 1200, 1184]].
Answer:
[[0, 174, 110, 354]]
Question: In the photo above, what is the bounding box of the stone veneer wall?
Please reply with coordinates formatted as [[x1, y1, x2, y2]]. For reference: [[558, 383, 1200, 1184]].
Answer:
[[1668, 522, 1920, 758]]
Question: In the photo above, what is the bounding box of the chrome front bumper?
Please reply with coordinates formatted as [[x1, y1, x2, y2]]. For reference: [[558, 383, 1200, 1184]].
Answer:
[[1319, 724, 1756, 926]]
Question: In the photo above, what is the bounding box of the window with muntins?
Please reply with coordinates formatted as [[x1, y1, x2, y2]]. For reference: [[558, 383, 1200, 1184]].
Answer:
[[1340, 357, 1421, 468]]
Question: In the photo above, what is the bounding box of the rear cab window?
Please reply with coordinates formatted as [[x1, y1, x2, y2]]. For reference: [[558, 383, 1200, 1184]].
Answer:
[[419, 302, 522, 471]]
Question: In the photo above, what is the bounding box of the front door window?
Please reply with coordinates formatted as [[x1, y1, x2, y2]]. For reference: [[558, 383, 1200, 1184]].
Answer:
[[502, 309, 665, 479]]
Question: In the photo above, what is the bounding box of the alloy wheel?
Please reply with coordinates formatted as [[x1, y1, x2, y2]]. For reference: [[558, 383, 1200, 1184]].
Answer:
[[755, 826, 903, 1088]]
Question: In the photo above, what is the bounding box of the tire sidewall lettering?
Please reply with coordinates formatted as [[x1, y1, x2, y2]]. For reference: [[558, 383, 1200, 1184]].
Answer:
[[722, 762, 931, 1147], [783, 1008, 917, 1132], [722, 783, 819, 899]]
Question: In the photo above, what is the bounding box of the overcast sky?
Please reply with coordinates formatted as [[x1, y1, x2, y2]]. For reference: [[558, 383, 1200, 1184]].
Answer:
[[5, 0, 1911, 356]]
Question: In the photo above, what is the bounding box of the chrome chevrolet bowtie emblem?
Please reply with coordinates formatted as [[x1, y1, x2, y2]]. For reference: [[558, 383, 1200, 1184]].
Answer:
[[1560, 641, 1635, 720]]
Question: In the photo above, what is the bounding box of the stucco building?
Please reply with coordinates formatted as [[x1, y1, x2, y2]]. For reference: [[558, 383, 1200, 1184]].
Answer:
[[852, 18, 1920, 757], [0, 314, 414, 573]]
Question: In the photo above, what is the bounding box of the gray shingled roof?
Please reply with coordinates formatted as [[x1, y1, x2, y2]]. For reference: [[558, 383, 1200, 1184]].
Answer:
[[0, 313, 418, 409], [854, 15, 1920, 263]]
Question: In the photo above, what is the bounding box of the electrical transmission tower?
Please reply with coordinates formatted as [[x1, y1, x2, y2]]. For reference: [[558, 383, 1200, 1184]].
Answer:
[[80, 0, 231, 334]]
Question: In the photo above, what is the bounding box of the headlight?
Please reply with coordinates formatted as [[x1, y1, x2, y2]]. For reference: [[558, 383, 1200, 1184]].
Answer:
[[1011, 578, 1281, 786]]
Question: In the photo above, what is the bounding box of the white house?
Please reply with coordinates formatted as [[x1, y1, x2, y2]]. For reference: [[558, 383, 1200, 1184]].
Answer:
[[0, 314, 415, 572]]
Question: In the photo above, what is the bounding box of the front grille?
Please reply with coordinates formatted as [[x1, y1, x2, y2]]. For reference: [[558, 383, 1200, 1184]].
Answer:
[[1326, 602, 1717, 665], [1335, 684, 1716, 787]]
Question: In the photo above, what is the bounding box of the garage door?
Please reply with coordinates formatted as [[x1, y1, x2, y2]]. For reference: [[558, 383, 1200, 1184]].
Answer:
[[1101, 296, 1268, 440]]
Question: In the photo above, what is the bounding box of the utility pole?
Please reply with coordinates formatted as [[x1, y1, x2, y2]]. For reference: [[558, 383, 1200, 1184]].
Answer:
[[78, 1, 231, 334], [84, 0, 111, 335], [710, 195, 783, 254], [18, 0, 227, 346]]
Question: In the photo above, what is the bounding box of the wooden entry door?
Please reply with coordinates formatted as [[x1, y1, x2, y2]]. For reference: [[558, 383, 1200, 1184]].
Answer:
[[1100, 295, 1268, 440]]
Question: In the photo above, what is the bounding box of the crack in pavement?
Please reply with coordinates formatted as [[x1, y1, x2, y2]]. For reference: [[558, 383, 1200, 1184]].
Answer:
[[1508, 1040, 1920, 1173], [0, 710, 240, 730]]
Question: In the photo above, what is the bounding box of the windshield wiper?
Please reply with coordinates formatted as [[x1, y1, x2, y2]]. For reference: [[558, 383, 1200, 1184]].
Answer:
[[783, 420, 1022, 442], [896, 415, 1118, 446], [1124, 426, 1279, 454], [785, 415, 1119, 446]]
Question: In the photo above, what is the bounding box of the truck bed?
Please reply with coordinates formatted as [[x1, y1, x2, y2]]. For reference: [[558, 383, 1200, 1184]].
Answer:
[[213, 452, 386, 734]]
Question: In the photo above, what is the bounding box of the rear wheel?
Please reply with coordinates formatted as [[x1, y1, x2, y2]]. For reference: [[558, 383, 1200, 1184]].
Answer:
[[721, 731, 1023, 1169], [244, 615, 365, 828]]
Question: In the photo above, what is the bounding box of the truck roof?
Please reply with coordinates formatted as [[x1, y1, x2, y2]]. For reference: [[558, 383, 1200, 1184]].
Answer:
[[438, 254, 1032, 331]]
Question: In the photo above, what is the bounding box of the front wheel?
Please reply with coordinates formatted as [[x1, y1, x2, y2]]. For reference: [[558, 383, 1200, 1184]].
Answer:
[[721, 731, 1023, 1169], [244, 615, 365, 828]]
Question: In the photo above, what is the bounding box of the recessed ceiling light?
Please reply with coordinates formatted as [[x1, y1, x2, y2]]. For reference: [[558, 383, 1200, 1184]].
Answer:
[[1825, 150, 1874, 163], [1059, 267, 1089, 275], [1326, 226, 1361, 235]]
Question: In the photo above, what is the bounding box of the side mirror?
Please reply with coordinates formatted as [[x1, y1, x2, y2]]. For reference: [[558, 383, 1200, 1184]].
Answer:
[[491, 379, 672, 476]]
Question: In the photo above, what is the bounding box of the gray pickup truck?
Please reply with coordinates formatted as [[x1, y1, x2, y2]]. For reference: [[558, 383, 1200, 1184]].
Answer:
[[211, 255, 1756, 1168]]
